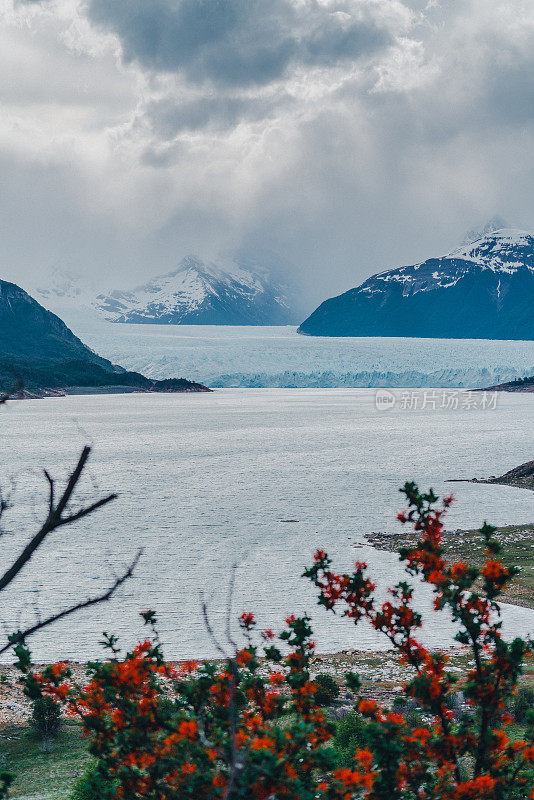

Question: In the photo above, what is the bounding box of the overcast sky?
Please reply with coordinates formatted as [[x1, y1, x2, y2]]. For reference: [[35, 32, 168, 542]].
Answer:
[[1, 0, 534, 305]]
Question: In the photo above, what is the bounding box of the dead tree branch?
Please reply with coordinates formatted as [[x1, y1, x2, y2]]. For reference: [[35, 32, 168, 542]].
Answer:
[[201, 566, 246, 800], [0, 549, 142, 656], [0, 430, 139, 655], [0, 446, 117, 593]]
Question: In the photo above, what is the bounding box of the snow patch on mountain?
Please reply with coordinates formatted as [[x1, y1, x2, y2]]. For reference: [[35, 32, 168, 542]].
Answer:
[[358, 228, 534, 298], [32, 256, 300, 326], [460, 216, 510, 246], [448, 229, 534, 271]]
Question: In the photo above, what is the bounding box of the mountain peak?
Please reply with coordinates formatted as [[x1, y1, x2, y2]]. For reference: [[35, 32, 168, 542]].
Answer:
[[95, 255, 300, 325], [165, 255, 209, 277], [299, 225, 534, 339], [448, 227, 534, 270], [460, 216, 511, 246]]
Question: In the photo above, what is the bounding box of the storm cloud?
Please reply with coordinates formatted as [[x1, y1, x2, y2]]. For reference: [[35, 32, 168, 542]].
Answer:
[[86, 0, 395, 87], [1, 0, 534, 307]]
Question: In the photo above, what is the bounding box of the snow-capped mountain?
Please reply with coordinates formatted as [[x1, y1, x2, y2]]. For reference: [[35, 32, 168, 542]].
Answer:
[[28, 266, 102, 327], [94, 256, 300, 325], [29, 255, 302, 326], [298, 228, 534, 339], [32, 266, 92, 304]]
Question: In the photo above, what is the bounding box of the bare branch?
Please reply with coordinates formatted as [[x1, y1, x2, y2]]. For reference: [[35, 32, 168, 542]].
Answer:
[[223, 663, 241, 800], [43, 470, 54, 512], [54, 445, 91, 517], [225, 563, 238, 652], [0, 550, 143, 656], [200, 597, 229, 659], [58, 494, 117, 527], [0, 446, 116, 593], [201, 569, 246, 800], [0, 491, 9, 526]]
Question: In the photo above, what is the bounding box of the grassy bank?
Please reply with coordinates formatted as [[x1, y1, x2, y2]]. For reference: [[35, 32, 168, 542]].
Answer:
[[0, 722, 88, 800], [366, 523, 534, 609]]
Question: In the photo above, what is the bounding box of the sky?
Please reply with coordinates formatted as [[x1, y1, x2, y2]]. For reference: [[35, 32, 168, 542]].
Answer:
[[1, 0, 534, 307]]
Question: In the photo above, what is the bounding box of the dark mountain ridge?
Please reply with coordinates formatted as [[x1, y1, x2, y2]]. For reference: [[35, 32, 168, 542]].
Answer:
[[299, 229, 534, 340], [0, 279, 209, 395]]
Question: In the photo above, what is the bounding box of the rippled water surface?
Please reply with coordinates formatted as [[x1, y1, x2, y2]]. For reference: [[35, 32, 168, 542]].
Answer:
[[1, 389, 533, 661]]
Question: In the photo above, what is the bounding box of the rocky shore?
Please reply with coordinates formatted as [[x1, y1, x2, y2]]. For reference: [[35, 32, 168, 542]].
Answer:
[[479, 376, 534, 392], [7, 379, 211, 400], [447, 459, 534, 491], [1, 645, 532, 730], [0, 650, 476, 728]]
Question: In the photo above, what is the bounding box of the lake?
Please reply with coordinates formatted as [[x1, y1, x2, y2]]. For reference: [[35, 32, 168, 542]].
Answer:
[[1, 388, 533, 662]]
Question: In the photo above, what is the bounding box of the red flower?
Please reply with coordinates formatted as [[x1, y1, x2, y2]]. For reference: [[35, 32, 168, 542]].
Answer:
[[239, 611, 256, 629], [178, 719, 197, 740]]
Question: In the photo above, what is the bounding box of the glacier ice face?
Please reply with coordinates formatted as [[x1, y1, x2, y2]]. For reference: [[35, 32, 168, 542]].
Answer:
[[55, 316, 534, 389]]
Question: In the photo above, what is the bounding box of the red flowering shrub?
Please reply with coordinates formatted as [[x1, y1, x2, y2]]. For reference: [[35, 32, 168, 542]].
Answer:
[[16, 484, 534, 799], [21, 611, 336, 800], [305, 483, 534, 798]]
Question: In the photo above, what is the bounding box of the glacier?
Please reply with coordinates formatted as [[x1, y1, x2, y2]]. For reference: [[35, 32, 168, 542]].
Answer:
[[58, 314, 534, 389]]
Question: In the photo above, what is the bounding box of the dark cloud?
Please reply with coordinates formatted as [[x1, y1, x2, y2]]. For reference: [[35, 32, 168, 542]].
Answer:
[[3, 0, 534, 305], [86, 0, 392, 88], [145, 92, 294, 136]]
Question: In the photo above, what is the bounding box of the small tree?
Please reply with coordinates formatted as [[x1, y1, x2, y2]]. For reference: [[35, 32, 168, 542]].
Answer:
[[305, 483, 534, 798], [314, 673, 340, 706], [30, 695, 61, 752], [333, 711, 371, 767], [513, 687, 534, 724]]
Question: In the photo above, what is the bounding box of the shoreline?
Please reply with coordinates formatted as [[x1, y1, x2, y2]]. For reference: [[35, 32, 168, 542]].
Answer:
[[366, 523, 534, 609], [447, 459, 534, 492], [2, 645, 533, 728], [7, 380, 534, 399], [4, 383, 212, 400]]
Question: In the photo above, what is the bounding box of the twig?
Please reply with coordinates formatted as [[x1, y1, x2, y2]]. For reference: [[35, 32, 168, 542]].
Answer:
[[0, 550, 142, 656], [0, 447, 116, 592], [201, 571, 246, 800], [225, 563, 238, 652], [200, 596, 228, 659]]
